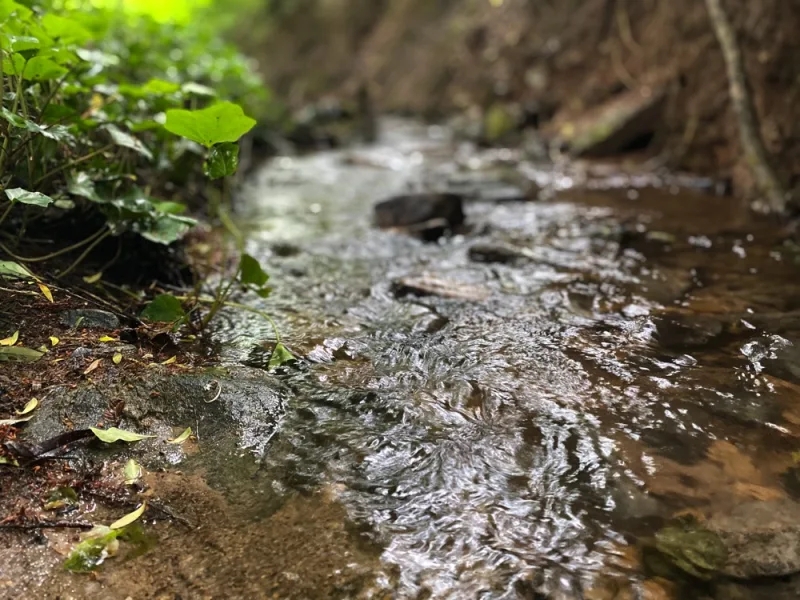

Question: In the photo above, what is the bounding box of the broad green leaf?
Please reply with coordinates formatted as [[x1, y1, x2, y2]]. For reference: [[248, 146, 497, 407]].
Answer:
[[5, 35, 39, 52], [110, 502, 146, 530], [0, 346, 42, 363], [0, 261, 34, 279], [90, 427, 155, 443], [41, 13, 93, 44], [167, 427, 192, 444], [64, 526, 120, 573], [164, 102, 256, 148], [139, 214, 196, 245], [239, 254, 269, 288], [5, 188, 54, 208], [140, 294, 186, 323], [1, 54, 24, 77], [22, 56, 68, 81], [0, 330, 19, 346], [268, 343, 296, 370], [104, 125, 153, 160], [142, 79, 180, 95], [0, 106, 74, 142], [75, 48, 119, 68], [67, 172, 102, 203], [15, 398, 38, 415], [123, 458, 141, 485], [0, 0, 33, 21], [203, 142, 239, 179]]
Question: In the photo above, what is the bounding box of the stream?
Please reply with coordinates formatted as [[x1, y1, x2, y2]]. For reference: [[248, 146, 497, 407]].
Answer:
[[18, 119, 800, 599]]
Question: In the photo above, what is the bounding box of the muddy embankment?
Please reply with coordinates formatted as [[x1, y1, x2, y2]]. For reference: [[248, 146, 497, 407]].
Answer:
[[253, 0, 799, 203]]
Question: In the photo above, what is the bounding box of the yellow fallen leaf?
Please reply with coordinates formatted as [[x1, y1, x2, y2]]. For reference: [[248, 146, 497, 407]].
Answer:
[[37, 345, 49, 353], [0, 331, 19, 346], [38, 283, 54, 303], [112, 353, 123, 365], [15, 398, 38, 415], [49, 336, 60, 346], [83, 272, 103, 284], [110, 502, 147, 530], [161, 356, 176, 365], [83, 358, 102, 375], [167, 427, 192, 444], [98, 336, 117, 342]]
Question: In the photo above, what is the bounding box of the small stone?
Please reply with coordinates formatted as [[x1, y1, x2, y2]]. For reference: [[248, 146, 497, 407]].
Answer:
[[373, 193, 465, 240], [60, 308, 120, 330]]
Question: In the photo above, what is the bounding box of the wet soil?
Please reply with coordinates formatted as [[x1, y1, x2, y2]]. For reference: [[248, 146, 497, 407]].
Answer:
[[4, 119, 800, 599]]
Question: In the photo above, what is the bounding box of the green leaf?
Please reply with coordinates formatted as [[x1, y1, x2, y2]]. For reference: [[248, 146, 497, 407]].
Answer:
[[123, 458, 141, 485], [164, 102, 256, 148], [152, 201, 187, 215], [139, 213, 196, 245], [167, 427, 192, 445], [22, 56, 68, 81], [5, 188, 54, 208], [0, 0, 33, 21], [104, 125, 153, 160], [203, 142, 239, 179], [64, 526, 121, 573], [90, 427, 155, 443], [110, 502, 146, 530], [0, 346, 42, 363], [67, 172, 102, 203], [1, 108, 74, 143], [140, 294, 186, 323], [239, 254, 269, 288], [41, 13, 93, 44], [0, 261, 34, 279], [44, 486, 78, 511], [5, 35, 39, 52], [268, 343, 295, 370]]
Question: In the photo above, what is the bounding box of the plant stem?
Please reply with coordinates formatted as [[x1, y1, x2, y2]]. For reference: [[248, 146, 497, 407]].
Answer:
[[0, 202, 13, 228], [57, 229, 112, 278], [175, 295, 281, 342], [33, 144, 114, 188], [0, 226, 107, 262]]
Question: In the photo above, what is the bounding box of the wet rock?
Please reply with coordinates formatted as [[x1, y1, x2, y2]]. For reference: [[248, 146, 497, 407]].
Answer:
[[392, 276, 489, 301], [21, 366, 285, 463], [60, 308, 121, 330], [373, 192, 465, 241], [468, 242, 533, 265], [552, 88, 665, 157], [654, 314, 725, 350], [707, 500, 800, 578]]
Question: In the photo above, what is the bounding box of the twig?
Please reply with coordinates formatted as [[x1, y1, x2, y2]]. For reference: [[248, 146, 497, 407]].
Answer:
[[0, 520, 94, 531]]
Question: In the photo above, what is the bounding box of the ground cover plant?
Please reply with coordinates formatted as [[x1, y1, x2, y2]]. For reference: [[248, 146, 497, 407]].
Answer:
[[0, 0, 291, 363]]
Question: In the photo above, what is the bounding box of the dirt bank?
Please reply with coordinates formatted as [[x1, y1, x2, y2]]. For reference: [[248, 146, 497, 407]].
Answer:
[[252, 0, 799, 202]]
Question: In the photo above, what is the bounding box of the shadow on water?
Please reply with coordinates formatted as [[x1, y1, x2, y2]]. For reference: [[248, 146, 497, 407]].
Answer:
[[204, 119, 800, 598]]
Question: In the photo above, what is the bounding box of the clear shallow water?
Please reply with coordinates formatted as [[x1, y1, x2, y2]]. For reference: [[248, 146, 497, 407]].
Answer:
[[211, 119, 800, 598]]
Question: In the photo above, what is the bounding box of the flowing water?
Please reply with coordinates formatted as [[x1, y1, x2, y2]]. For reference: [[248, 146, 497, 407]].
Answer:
[[23, 119, 800, 599], [190, 119, 800, 599]]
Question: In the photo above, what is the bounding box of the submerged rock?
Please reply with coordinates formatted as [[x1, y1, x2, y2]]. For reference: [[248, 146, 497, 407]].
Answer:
[[373, 192, 464, 241], [707, 500, 800, 578]]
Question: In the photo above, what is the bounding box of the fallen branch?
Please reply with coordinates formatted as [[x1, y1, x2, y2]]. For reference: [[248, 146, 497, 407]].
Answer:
[[704, 0, 787, 213]]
